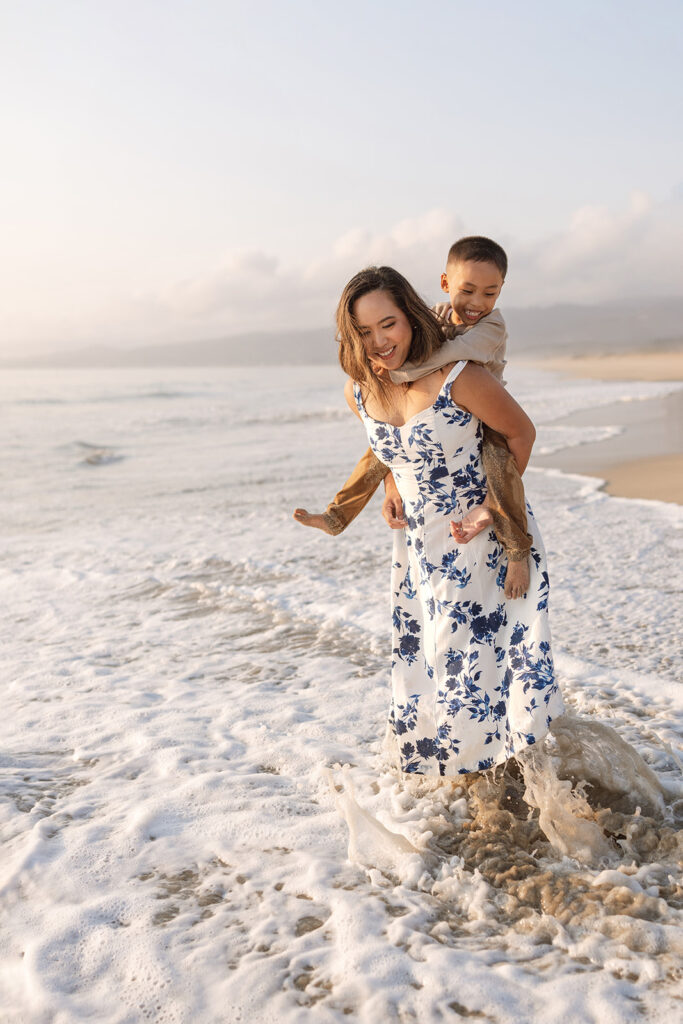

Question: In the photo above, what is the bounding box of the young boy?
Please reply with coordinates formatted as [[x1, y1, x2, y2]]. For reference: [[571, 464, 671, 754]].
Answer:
[[294, 236, 532, 598]]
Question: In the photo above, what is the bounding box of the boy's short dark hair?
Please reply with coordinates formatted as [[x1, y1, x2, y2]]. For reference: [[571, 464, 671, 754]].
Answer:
[[447, 236, 508, 279]]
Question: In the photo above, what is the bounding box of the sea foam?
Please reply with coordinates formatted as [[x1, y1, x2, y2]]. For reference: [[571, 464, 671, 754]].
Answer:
[[0, 365, 681, 1023]]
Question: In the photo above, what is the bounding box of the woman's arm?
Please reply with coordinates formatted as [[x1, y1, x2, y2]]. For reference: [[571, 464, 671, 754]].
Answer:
[[451, 363, 536, 474]]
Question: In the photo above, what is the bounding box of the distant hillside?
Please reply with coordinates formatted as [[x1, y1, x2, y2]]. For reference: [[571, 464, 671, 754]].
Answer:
[[1, 328, 338, 369], [3, 298, 683, 368], [506, 297, 683, 356]]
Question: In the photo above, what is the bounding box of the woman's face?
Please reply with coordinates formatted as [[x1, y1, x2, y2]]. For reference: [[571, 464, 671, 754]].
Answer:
[[353, 289, 413, 373]]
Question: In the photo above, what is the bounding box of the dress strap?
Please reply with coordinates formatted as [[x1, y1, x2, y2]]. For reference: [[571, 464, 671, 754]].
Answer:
[[440, 360, 467, 394], [352, 381, 366, 419]]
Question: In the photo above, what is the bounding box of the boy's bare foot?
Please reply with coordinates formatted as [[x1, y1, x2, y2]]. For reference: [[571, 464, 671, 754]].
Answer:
[[293, 508, 335, 536], [450, 506, 493, 544], [504, 558, 529, 600]]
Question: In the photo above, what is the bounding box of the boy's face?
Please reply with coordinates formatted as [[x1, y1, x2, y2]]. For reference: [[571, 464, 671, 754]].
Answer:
[[441, 259, 504, 327]]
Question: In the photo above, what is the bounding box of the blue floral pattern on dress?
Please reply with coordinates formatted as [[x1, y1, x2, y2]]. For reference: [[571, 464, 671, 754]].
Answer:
[[354, 361, 564, 775]]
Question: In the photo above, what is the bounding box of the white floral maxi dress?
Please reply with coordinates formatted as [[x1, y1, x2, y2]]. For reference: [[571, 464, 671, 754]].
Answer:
[[354, 361, 564, 776]]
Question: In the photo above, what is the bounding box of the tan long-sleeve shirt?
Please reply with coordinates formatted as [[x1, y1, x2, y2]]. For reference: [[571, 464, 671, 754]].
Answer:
[[389, 308, 507, 385]]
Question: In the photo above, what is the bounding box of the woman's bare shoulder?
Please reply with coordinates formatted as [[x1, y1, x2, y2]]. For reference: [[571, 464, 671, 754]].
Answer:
[[451, 361, 532, 435], [450, 361, 499, 412], [451, 360, 496, 391]]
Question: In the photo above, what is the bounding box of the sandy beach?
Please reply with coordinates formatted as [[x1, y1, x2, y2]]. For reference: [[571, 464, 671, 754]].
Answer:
[[527, 350, 683, 382], [528, 350, 683, 504]]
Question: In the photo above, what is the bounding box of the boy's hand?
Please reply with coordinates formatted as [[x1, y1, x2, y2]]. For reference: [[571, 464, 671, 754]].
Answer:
[[432, 301, 452, 323], [450, 506, 493, 544], [382, 474, 406, 529]]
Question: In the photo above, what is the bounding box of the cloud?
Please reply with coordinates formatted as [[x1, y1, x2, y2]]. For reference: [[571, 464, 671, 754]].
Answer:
[[509, 191, 683, 304], [134, 208, 464, 341], [5, 194, 683, 352], [329, 209, 462, 266], [162, 250, 290, 318], [144, 194, 683, 338]]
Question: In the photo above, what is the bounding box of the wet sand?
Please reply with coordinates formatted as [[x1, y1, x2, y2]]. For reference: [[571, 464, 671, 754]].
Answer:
[[527, 350, 683, 383], [528, 350, 683, 505]]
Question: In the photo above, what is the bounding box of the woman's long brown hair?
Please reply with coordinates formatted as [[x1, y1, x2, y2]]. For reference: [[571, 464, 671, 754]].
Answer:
[[335, 266, 444, 406]]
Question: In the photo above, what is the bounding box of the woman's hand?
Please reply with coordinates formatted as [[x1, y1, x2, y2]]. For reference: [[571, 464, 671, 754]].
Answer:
[[382, 473, 406, 529]]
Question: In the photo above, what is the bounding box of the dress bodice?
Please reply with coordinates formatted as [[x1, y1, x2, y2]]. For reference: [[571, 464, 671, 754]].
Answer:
[[353, 361, 487, 523]]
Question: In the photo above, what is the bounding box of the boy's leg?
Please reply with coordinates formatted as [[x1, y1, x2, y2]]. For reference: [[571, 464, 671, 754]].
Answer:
[[481, 427, 532, 560], [480, 427, 532, 599], [294, 448, 389, 536], [323, 447, 389, 533]]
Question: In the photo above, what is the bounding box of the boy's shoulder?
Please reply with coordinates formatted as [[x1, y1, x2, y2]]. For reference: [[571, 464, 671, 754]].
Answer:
[[482, 307, 506, 330]]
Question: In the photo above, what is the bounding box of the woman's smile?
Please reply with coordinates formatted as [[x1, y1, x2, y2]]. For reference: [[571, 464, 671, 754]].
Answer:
[[373, 343, 398, 360]]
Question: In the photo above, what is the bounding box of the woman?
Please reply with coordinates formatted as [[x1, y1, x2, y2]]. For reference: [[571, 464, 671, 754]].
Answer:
[[338, 266, 564, 776]]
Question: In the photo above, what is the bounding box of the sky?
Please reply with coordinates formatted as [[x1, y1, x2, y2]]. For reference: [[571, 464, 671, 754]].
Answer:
[[1, 0, 682, 354]]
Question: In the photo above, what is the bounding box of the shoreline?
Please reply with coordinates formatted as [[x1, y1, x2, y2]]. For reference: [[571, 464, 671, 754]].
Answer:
[[527, 350, 683, 505]]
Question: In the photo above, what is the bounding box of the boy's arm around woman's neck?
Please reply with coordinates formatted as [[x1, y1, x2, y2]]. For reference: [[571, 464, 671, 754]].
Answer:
[[390, 308, 508, 386]]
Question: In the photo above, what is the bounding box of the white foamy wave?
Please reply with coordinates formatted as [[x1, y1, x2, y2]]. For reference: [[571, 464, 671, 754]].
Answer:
[[535, 423, 623, 455], [0, 364, 681, 1023]]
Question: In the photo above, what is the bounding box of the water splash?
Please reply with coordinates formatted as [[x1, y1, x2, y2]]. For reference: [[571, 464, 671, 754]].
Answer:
[[518, 742, 615, 863], [549, 714, 666, 816], [327, 767, 433, 885], [330, 713, 682, 977]]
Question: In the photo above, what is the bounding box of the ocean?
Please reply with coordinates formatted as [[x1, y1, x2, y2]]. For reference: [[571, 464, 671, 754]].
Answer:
[[1, 364, 682, 1023]]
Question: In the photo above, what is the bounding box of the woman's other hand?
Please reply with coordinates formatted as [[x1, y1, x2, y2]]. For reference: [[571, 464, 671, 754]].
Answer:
[[382, 474, 406, 529]]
